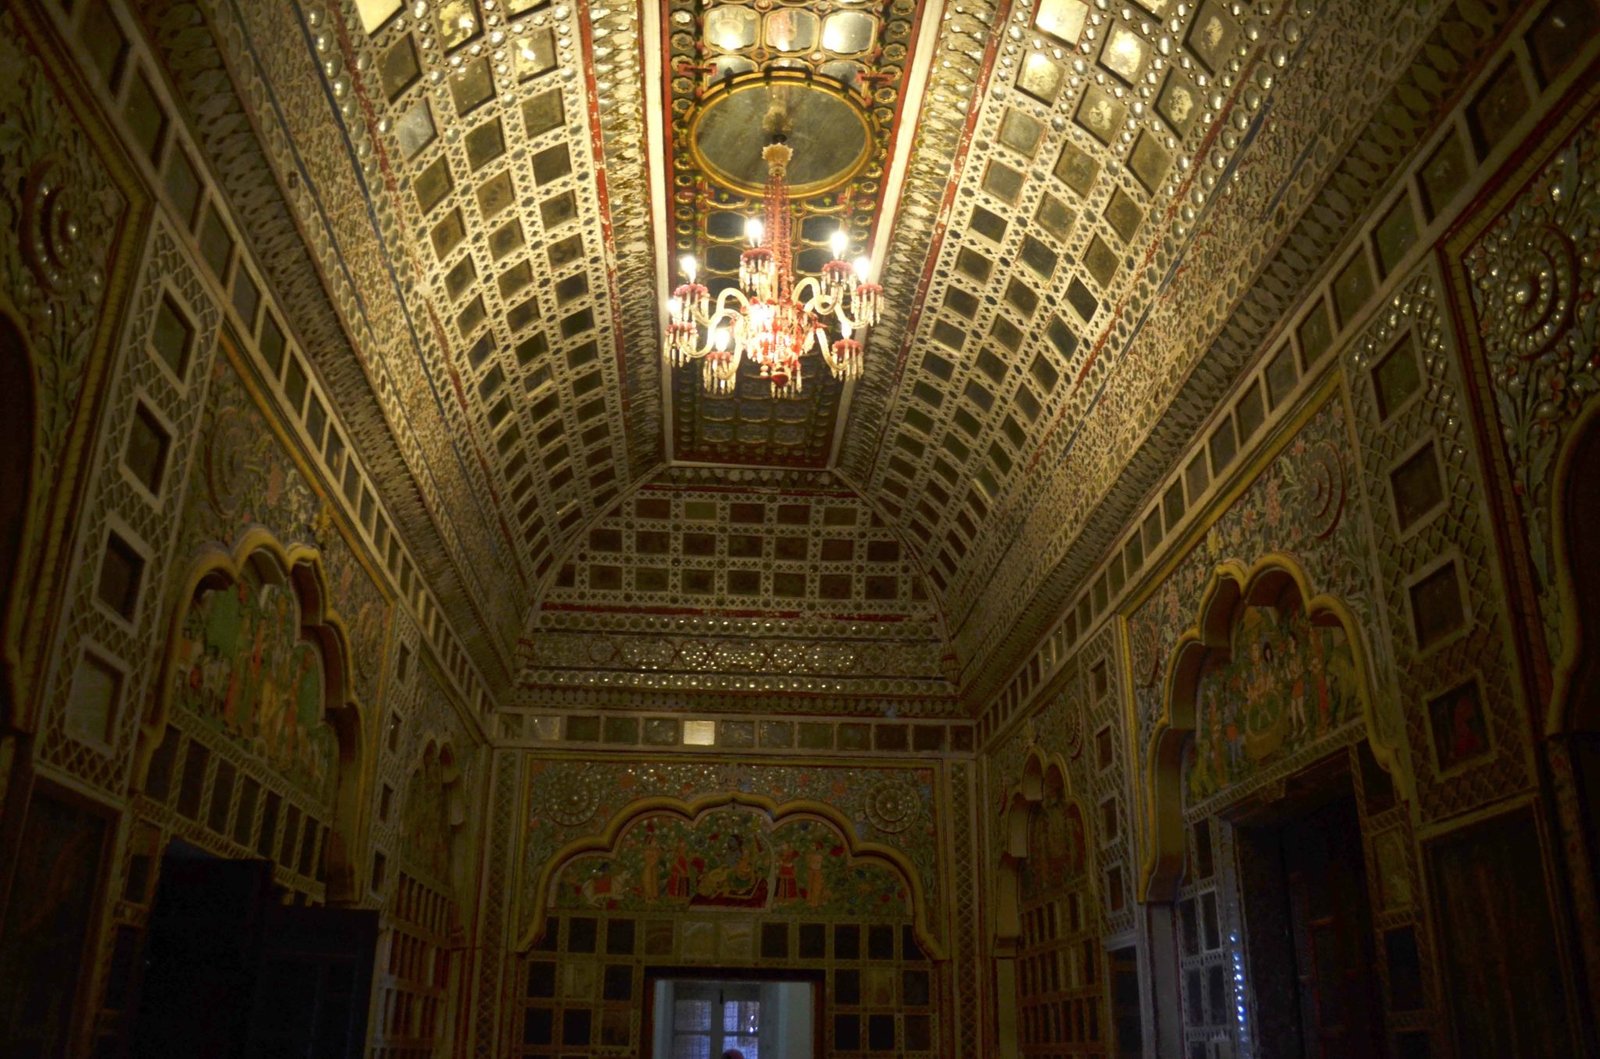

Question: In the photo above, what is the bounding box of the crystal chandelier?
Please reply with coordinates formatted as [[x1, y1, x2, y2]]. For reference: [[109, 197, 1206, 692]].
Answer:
[[664, 134, 882, 398]]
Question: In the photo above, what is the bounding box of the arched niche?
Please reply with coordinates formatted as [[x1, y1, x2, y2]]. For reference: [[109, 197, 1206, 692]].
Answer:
[[403, 737, 469, 900], [993, 747, 1105, 1056], [1140, 557, 1399, 902], [995, 748, 1098, 949], [141, 529, 367, 901], [0, 308, 36, 732], [520, 792, 943, 960]]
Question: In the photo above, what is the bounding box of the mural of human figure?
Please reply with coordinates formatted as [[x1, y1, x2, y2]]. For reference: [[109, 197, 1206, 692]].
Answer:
[[1064, 807, 1085, 877], [1308, 632, 1333, 735], [1248, 639, 1276, 735], [774, 847, 800, 902], [804, 846, 827, 908], [1205, 693, 1230, 779], [293, 648, 322, 779], [666, 839, 692, 900], [1286, 630, 1309, 737], [640, 835, 662, 901]]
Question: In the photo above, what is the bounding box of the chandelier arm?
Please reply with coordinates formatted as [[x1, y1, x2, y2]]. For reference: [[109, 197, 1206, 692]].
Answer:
[[672, 305, 747, 359], [789, 275, 829, 310], [830, 299, 873, 333]]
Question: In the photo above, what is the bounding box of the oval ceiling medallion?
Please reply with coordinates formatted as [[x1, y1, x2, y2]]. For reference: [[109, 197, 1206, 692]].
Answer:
[[688, 71, 873, 200]]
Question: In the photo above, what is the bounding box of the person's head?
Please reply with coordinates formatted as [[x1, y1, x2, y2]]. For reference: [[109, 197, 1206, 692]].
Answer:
[[721, 1050, 746, 1059]]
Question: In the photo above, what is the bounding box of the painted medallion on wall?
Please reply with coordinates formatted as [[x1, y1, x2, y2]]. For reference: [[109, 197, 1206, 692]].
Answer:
[[169, 571, 336, 800], [552, 809, 909, 920], [1187, 597, 1359, 802]]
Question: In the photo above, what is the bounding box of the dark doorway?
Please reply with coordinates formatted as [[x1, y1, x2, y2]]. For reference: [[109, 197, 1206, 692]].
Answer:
[[1106, 944, 1143, 1058], [1235, 761, 1383, 1058], [131, 846, 378, 1058], [1559, 417, 1600, 888], [0, 312, 35, 729]]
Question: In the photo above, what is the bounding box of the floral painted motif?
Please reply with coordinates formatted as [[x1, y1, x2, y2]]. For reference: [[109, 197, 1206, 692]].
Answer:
[[170, 571, 336, 800]]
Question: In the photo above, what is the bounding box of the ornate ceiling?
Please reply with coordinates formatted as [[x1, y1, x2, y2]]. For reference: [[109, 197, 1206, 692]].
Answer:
[[151, 0, 1474, 714]]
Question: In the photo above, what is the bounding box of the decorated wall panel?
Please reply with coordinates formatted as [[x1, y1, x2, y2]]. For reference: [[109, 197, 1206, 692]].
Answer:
[[1341, 265, 1531, 823], [1125, 392, 1391, 799], [367, 609, 488, 1058], [551, 808, 911, 920], [1456, 104, 1600, 691], [0, 2, 138, 747], [503, 755, 963, 1056], [989, 624, 1138, 944]]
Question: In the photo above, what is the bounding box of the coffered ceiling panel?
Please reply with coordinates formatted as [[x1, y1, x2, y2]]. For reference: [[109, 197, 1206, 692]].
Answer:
[[171, 0, 1482, 709], [518, 476, 957, 714]]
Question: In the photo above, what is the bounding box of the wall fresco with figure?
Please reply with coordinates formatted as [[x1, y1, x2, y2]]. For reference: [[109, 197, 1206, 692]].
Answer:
[[1126, 397, 1383, 768], [551, 808, 910, 919], [1187, 598, 1359, 802], [522, 759, 939, 938], [169, 569, 337, 801]]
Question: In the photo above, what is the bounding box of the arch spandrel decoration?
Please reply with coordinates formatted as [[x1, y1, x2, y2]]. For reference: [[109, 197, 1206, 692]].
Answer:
[[520, 792, 945, 960], [1139, 556, 1404, 903], [141, 529, 368, 893]]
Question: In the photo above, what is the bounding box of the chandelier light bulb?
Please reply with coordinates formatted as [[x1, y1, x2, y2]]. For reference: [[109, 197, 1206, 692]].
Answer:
[[853, 256, 871, 282], [679, 254, 698, 283], [830, 228, 849, 259], [745, 217, 765, 246], [667, 295, 681, 317], [713, 327, 730, 351]]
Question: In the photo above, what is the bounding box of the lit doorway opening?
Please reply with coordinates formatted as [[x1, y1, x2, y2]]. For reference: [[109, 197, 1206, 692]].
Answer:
[[646, 975, 817, 1059]]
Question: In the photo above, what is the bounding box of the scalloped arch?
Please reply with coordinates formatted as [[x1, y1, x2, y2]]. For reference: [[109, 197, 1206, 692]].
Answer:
[[141, 528, 369, 899], [1137, 554, 1402, 902], [993, 746, 1098, 951], [520, 790, 944, 959]]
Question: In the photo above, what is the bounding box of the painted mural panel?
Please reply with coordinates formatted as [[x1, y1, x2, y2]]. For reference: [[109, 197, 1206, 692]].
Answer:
[[403, 754, 454, 887], [170, 570, 336, 801], [1126, 398, 1388, 819], [1187, 600, 1359, 801], [523, 761, 939, 928], [551, 809, 910, 920]]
